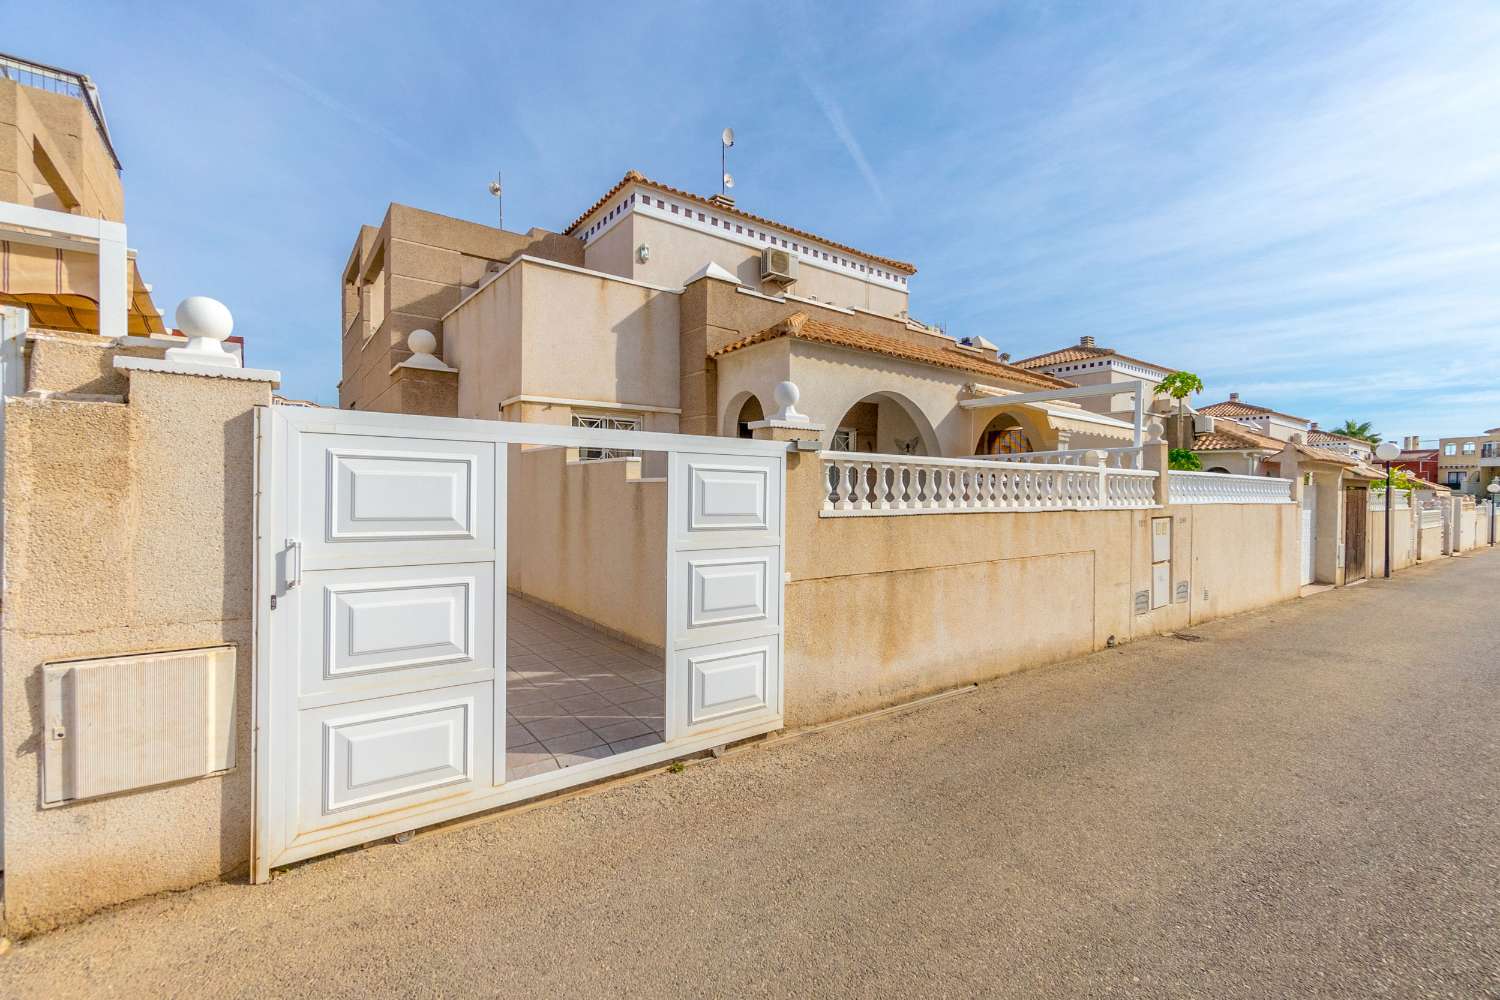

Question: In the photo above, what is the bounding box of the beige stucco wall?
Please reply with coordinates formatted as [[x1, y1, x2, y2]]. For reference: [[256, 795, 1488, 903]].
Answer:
[[1367, 501, 1418, 576], [780, 451, 1301, 726], [444, 259, 681, 423], [0, 79, 122, 219], [338, 204, 584, 411], [507, 446, 666, 651], [2, 341, 269, 934]]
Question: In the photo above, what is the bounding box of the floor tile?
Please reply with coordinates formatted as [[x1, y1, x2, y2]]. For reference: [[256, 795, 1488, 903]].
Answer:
[[540, 729, 607, 755], [508, 758, 561, 780], [592, 717, 651, 743], [608, 733, 662, 754], [553, 746, 615, 768], [526, 715, 589, 740], [505, 723, 537, 749]]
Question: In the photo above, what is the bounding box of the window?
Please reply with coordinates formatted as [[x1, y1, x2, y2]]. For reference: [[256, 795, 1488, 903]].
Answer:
[[1448, 471, 1464, 487], [1444, 443, 1457, 455], [1463, 441, 1476, 454], [571, 413, 641, 460], [830, 428, 857, 452]]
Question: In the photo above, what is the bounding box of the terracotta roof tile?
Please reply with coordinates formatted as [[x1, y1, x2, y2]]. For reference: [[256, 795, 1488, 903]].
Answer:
[[709, 313, 1072, 389], [1199, 398, 1309, 423], [565, 171, 917, 276], [1012, 343, 1175, 374], [1193, 425, 1285, 452]]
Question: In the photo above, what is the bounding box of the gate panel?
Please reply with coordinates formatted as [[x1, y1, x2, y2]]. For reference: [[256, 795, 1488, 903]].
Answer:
[[256, 410, 505, 877], [665, 453, 784, 741]]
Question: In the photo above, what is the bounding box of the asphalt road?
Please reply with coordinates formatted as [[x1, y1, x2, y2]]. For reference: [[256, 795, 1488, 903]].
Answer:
[[4, 552, 1498, 998]]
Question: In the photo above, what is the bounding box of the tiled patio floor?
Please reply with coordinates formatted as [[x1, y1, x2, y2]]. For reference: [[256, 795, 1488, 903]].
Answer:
[[505, 596, 665, 780]]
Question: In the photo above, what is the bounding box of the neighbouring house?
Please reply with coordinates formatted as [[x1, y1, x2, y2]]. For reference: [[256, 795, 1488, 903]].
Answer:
[[1009, 335, 1177, 420], [1191, 420, 1285, 475], [1436, 427, 1500, 495], [339, 170, 1158, 458], [1392, 435, 1439, 483], [1304, 422, 1376, 463], [1198, 392, 1313, 443], [0, 52, 165, 337]]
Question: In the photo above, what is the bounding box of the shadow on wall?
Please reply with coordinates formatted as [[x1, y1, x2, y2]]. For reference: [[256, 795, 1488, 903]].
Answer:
[[506, 445, 667, 654]]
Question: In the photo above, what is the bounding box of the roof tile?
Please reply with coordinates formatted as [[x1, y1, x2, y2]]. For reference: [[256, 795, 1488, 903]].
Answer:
[[710, 313, 1072, 389]]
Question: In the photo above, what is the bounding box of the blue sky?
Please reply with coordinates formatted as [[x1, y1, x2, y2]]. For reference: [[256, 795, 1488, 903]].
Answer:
[[6, 1, 1498, 440]]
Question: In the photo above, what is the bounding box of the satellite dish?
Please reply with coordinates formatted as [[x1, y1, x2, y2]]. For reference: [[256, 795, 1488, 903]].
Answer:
[[722, 127, 735, 148], [488, 179, 501, 196], [723, 172, 735, 189]]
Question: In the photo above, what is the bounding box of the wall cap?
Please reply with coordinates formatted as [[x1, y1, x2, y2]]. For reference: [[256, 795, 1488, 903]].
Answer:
[[113, 356, 281, 385]]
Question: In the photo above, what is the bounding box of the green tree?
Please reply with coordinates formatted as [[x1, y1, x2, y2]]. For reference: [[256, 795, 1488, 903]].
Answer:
[[1371, 467, 1419, 494], [1334, 419, 1381, 444], [1169, 448, 1203, 471], [1153, 371, 1206, 419]]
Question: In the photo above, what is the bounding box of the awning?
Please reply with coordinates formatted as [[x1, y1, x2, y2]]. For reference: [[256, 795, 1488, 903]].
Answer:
[[0, 258, 165, 335]]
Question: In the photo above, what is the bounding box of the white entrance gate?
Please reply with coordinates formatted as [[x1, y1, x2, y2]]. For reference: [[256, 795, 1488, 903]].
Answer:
[[253, 406, 786, 880], [1300, 478, 1317, 586]]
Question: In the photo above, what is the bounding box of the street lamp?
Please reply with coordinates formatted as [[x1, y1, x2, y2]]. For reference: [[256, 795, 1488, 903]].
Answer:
[[1488, 480, 1499, 546], [1375, 440, 1402, 578]]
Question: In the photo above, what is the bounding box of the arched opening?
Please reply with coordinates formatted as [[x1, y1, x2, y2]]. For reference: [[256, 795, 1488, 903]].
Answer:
[[828, 391, 937, 455], [721, 392, 766, 439], [1206, 466, 1231, 474], [975, 414, 1034, 456]]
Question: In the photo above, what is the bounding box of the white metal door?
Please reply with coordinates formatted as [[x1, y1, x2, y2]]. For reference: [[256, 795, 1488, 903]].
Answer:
[[255, 407, 787, 880], [665, 453, 785, 740], [1300, 483, 1317, 585], [254, 407, 505, 878]]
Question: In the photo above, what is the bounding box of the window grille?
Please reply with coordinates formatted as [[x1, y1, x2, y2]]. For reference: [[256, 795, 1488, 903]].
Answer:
[[572, 413, 641, 460]]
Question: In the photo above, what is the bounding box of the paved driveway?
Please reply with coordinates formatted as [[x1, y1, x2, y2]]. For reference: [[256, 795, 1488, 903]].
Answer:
[[5, 553, 1498, 998]]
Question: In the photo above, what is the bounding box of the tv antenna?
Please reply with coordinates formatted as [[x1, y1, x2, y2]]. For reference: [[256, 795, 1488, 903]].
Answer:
[[487, 171, 503, 229], [721, 128, 735, 195]]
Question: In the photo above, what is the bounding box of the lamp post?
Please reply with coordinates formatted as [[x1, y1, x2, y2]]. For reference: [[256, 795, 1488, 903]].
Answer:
[[1374, 441, 1402, 578], [1488, 480, 1499, 546]]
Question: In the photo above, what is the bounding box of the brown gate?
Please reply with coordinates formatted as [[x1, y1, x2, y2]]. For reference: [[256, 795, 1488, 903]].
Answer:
[[1344, 487, 1368, 582]]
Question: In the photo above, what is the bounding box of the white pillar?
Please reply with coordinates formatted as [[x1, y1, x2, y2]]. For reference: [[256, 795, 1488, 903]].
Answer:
[[97, 221, 129, 340]]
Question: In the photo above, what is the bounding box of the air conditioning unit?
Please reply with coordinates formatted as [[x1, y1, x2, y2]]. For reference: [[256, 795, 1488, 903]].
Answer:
[[760, 246, 798, 286]]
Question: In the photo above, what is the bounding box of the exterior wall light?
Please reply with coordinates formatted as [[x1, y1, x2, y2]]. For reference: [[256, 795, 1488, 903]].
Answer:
[[637, 244, 650, 264]]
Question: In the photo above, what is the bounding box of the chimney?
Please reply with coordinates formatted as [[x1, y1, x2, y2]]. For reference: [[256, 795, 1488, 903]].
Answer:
[[1229, 392, 1240, 402], [1310, 421, 1319, 430], [1080, 335, 1095, 347], [708, 193, 735, 209]]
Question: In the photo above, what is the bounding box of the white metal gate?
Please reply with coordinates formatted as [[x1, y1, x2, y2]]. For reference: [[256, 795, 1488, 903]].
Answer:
[[253, 406, 786, 880], [1300, 480, 1317, 586]]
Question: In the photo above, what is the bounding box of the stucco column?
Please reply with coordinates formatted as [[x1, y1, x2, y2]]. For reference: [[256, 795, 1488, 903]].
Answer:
[[1142, 437, 1170, 506]]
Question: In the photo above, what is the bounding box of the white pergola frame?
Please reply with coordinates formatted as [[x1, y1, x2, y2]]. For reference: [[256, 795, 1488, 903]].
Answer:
[[0, 202, 129, 339], [960, 379, 1150, 448]]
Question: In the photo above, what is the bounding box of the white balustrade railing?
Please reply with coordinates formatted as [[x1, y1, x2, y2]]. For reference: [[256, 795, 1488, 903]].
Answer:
[[983, 446, 1144, 470], [821, 451, 1158, 516], [1168, 471, 1294, 505]]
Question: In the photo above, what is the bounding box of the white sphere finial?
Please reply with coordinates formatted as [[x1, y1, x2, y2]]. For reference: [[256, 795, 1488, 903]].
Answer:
[[175, 296, 233, 343], [165, 296, 239, 367], [770, 380, 808, 423], [408, 329, 437, 355]]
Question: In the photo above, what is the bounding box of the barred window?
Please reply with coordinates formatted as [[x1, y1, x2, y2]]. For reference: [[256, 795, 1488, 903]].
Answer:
[[572, 413, 641, 460]]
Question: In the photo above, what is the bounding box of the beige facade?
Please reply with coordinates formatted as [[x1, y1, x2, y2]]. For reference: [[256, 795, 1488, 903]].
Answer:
[[1436, 427, 1500, 495], [339, 171, 1110, 458]]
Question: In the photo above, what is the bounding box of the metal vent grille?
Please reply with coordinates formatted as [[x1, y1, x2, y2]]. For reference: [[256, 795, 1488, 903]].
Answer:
[[42, 646, 236, 805]]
